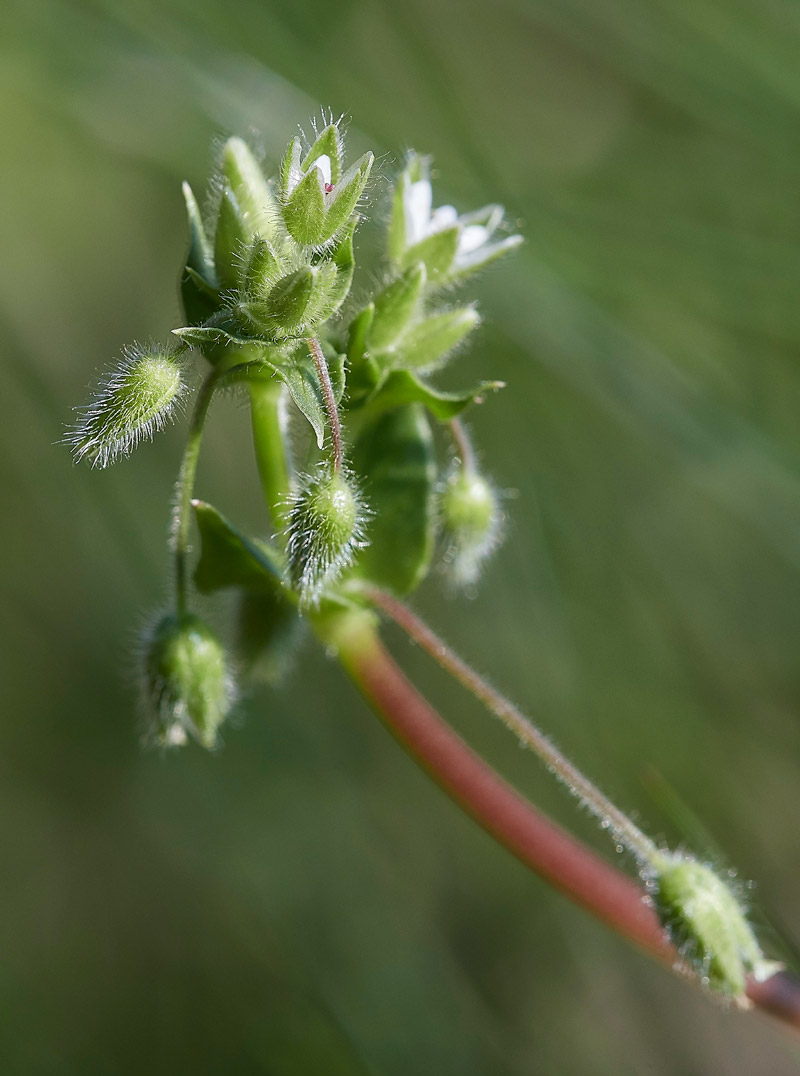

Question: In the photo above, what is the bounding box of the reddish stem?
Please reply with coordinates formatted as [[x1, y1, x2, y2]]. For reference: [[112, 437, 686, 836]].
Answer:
[[331, 615, 800, 1033]]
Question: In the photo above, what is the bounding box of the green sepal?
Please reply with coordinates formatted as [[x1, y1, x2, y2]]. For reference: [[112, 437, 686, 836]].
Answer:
[[214, 185, 249, 291], [243, 236, 282, 293], [260, 266, 315, 334], [192, 500, 285, 593], [220, 136, 280, 242], [321, 153, 373, 242], [321, 219, 356, 315], [345, 304, 381, 402], [398, 225, 459, 282], [350, 404, 436, 594], [302, 124, 343, 184], [282, 163, 327, 246], [368, 262, 426, 352], [363, 369, 502, 422], [393, 307, 479, 370]]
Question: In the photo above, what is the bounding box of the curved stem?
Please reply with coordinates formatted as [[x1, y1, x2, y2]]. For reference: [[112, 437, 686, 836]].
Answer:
[[319, 608, 800, 1032], [307, 335, 343, 472], [366, 586, 658, 864], [172, 369, 220, 613]]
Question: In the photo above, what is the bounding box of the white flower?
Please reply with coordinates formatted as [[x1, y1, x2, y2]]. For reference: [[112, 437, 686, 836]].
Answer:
[[397, 157, 522, 279]]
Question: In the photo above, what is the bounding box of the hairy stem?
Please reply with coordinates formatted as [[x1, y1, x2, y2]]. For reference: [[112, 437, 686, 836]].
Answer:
[[307, 335, 342, 472], [319, 607, 800, 1031], [449, 416, 476, 474], [366, 586, 658, 864], [249, 378, 291, 532], [173, 369, 219, 612]]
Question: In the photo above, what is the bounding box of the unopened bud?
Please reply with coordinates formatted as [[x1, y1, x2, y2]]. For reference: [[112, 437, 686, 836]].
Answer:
[[68, 346, 185, 468], [286, 465, 368, 603], [439, 468, 502, 586], [651, 852, 766, 998], [142, 612, 234, 749]]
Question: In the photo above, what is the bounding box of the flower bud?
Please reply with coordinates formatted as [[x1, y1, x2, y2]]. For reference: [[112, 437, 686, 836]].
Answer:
[[439, 467, 502, 586], [286, 466, 368, 604], [280, 124, 373, 247], [220, 136, 280, 242], [142, 612, 234, 749], [68, 345, 185, 468], [651, 852, 765, 997], [238, 263, 339, 340]]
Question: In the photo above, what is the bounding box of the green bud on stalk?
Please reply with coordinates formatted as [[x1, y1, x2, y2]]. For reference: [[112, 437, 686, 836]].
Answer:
[[439, 467, 502, 586], [68, 345, 185, 468], [286, 465, 368, 604], [142, 612, 234, 749], [651, 852, 766, 998]]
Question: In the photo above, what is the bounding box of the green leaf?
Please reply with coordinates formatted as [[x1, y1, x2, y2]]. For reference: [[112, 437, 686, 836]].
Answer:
[[192, 500, 285, 593], [394, 307, 479, 370], [350, 404, 437, 594], [345, 304, 380, 402], [323, 153, 374, 240], [220, 137, 280, 241], [214, 186, 249, 291], [234, 589, 303, 685], [182, 182, 216, 284], [363, 369, 503, 421], [368, 262, 426, 352]]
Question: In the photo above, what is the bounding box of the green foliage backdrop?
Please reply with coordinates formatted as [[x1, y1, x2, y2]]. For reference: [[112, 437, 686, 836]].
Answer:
[[2, 0, 800, 1071]]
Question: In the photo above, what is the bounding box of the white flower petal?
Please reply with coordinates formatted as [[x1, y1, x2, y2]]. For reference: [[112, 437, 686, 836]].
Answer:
[[312, 154, 332, 185], [429, 204, 458, 233], [405, 179, 433, 246], [458, 224, 490, 255]]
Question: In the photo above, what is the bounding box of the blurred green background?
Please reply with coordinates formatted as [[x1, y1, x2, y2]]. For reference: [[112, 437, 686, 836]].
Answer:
[[3, 0, 800, 1071]]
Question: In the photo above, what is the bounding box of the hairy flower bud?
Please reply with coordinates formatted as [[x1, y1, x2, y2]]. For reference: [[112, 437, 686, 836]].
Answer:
[[439, 467, 502, 586], [286, 465, 368, 604], [280, 122, 373, 247], [68, 345, 185, 468], [142, 612, 234, 749], [651, 852, 766, 998]]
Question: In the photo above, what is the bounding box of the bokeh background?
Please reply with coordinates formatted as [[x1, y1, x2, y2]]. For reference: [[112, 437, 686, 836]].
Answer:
[[3, 0, 800, 1071]]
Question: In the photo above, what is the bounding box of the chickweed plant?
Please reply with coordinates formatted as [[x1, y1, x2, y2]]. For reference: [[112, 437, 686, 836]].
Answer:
[[69, 115, 796, 1029]]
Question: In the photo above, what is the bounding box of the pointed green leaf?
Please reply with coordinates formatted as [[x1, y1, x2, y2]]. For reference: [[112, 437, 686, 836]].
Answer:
[[234, 588, 303, 685], [214, 185, 249, 290], [363, 369, 503, 421], [182, 182, 215, 283], [350, 404, 437, 594], [395, 307, 479, 370], [192, 500, 285, 593], [221, 137, 280, 241], [368, 262, 426, 352]]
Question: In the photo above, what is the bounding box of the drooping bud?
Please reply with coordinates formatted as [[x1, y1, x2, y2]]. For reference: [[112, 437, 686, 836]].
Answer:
[[650, 852, 766, 998], [142, 612, 234, 749], [280, 123, 373, 247], [439, 467, 502, 586], [286, 465, 368, 604], [68, 345, 185, 468]]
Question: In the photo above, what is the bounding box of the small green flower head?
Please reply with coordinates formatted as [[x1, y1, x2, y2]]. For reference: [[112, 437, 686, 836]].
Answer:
[[651, 852, 765, 998], [280, 119, 373, 247], [389, 152, 522, 285], [68, 345, 185, 467], [439, 468, 502, 586], [286, 465, 368, 604], [142, 612, 234, 749]]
